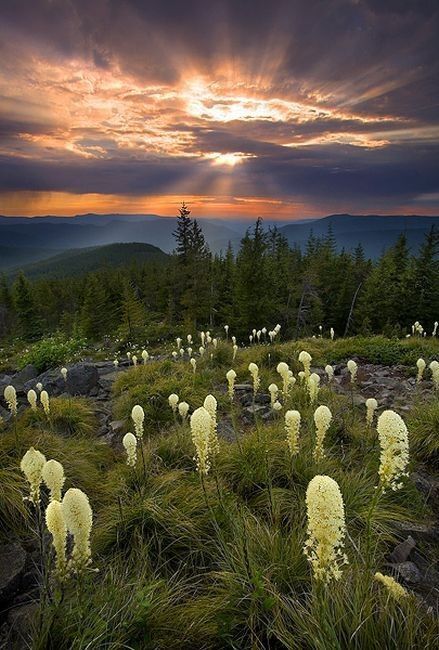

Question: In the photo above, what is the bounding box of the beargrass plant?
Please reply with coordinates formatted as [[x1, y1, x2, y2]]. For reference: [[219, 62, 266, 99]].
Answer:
[[2, 337, 439, 648]]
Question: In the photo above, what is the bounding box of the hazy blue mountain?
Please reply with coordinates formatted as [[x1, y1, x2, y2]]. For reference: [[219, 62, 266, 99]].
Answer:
[[1, 214, 438, 272], [8, 242, 169, 279], [278, 214, 439, 257]]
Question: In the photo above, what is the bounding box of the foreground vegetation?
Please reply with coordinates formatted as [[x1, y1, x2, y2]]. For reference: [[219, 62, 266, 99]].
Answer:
[[1, 334, 438, 648]]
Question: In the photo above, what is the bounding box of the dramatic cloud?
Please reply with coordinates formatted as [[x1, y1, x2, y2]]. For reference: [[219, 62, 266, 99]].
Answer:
[[0, 0, 438, 217]]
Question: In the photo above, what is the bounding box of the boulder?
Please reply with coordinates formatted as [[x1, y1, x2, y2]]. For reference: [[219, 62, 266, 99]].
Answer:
[[387, 536, 416, 564], [24, 362, 100, 397], [392, 561, 422, 585], [0, 543, 27, 605], [10, 365, 38, 392]]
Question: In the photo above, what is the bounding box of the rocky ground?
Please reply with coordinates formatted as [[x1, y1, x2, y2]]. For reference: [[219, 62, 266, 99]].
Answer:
[[0, 359, 438, 646]]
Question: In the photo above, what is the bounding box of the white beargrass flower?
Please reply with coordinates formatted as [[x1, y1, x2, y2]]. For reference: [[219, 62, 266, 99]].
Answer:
[[330, 327, 335, 340], [268, 331, 274, 342], [127, 352, 131, 360], [122, 432, 137, 467], [249, 335, 253, 343], [113, 359, 119, 368], [62, 488, 93, 571], [374, 572, 408, 601], [176, 337, 182, 350], [268, 383, 279, 408], [307, 373, 320, 404], [256, 330, 261, 342], [132, 355, 138, 366], [36, 382, 43, 393], [61, 367, 68, 381], [233, 344, 238, 360], [187, 334, 193, 344], [180, 348, 185, 357], [168, 393, 179, 413], [199, 346, 205, 356], [226, 369, 237, 400], [273, 401, 282, 411], [40, 390, 50, 416], [277, 362, 293, 396], [42, 459, 65, 501], [172, 350, 177, 359], [231, 336, 236, 345], [285, 410, 301, 455], [46, 500, 67, 578], [142, 350, 149, 364], [224, 325, 229, 337], [274, 323, 281, 334], [325, 365, 334, 382], [20, 447, 46, 503], [365, 398, 378, 426], [248, 363, 260, 394], [304, 475, 348, 582], [203, 394, 219, 457], [298, 370, 305, 383], [377, 410, 409, 491], [187, 347, 193, 357], [190, 357, 196, 373], [201, 331, 206, 346], [178, 401, 189, 420], [4, 385, 17, 417], [313, 405, 332, 462], [190, 406, 211, 475], [299, 351, 312, 378], [433, 321, 438, 337], [27, 389, 37, 411], [416, 358, 426, 383], [131, 404, 145, 438], [213, 338, 218, 349], [429, 360, 439, 388], [347, 359, 358, 383]]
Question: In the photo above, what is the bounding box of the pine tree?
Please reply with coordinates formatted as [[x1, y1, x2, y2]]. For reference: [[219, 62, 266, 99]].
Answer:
[[80, 274, 109, 339], [120, 280, 145, 337], [14, 272, 40, 339]]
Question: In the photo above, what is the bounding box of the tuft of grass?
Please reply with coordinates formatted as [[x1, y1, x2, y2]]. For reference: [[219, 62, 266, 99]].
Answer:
[[19, 396, 98, 437]]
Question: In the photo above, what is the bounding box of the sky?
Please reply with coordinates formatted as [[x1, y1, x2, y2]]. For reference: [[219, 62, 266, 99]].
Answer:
[[0, 0, 438, 220]]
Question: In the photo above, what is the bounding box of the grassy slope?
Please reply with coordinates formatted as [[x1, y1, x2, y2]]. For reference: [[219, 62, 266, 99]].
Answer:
[[1, 337, 438, 648]]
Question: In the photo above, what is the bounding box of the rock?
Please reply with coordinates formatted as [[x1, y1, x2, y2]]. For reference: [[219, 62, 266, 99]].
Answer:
[[109, 420, 125, 435], [10, 365, 38, 392], [394, 521, 439, 543], [234, 384, 253, 392], [0, 543, 27, 605], [66, 363, 99, 396], [217, 419, 236, 442], [244, 404, 268, 415], [387, 536, 416, 563], [7, 601, 39, 648], [391, 561, 422, 585]]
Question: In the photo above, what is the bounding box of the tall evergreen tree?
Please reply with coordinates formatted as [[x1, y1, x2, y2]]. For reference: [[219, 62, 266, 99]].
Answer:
[[14, 272, 40, 338]]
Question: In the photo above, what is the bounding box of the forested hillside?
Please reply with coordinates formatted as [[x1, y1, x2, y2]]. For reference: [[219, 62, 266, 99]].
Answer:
[[0, 204, 438, 344]]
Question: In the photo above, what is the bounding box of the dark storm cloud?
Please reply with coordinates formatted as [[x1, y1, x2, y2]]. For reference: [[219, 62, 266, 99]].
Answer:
[[0, 0, 438, 214]]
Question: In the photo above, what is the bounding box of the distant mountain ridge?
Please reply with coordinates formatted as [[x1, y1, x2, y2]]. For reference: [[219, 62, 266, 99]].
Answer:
[[9, 242, 169, 279], [0, 213, 437, 272]]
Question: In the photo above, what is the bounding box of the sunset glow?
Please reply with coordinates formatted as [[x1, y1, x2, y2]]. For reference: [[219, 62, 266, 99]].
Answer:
[[0, 0, 438, 218]]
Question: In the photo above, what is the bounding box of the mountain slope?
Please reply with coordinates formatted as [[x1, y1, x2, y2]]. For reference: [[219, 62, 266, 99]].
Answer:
[[278, 214, 439, 257], [9, 242, 169, 279]]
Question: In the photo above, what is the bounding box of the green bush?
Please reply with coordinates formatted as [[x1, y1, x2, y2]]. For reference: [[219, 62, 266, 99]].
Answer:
[[18, 334, 87, 372]]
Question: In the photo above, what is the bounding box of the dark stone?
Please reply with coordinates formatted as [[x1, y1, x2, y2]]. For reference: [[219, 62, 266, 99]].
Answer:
[[391, 561, 422, 585], [0, 543, 27, 605], [387, 536, 416, 564], [11, 365, 38, 391], [394, 521, 439, 543], [66, 363, 99, 396], [7, 601, 39, 648]]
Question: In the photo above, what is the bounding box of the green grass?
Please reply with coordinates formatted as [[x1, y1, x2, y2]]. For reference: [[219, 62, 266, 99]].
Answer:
[[1, 336, 439, 648]]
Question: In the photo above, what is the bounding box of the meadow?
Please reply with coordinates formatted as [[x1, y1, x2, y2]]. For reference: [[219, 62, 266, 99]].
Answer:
[[1, 330, 439, 649]]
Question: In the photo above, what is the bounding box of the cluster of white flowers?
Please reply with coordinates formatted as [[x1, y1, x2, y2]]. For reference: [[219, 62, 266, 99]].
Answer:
[[41, 390, 50, 416], [276, 362, 295, 397], [325, 365, 334, 382], [285, 410, 301, 456], [416, 358, 426, 383], [42, 459, 65, 502], [430, 360, 439, 388], [307, 373, 320, 404], [377, 410, 409, 491], [204, 394, 219, 457], [168, 393, 179, 413], [122, 432, 137, 467], [347, 359, 358, 383], [190, 407, 211, 475], [226, 369, 237, 401], [27, 389, 37, 411], [248, 363, 260, 395], [20, 447, 47, 503], [131, 404, 145, 438], [298, 351, 312, 379], [304, 475, 348, 582], [365, 398, 378, 426], [313, 405, 332, 462], [4, 385, 17, 417]]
